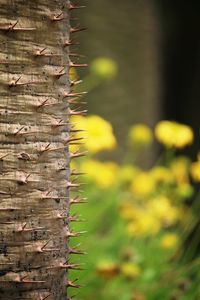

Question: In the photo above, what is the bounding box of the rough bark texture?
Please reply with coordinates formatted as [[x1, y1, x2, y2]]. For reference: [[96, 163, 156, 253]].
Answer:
[[0, 1, 73, 299]]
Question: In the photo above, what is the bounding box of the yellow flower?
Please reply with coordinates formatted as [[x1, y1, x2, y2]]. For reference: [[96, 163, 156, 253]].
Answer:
[[190, 160, 200, 182], [86, 115, 116, 153], [121, 263, 141, 279], [131, 171, 155, 198], [170, 157, 190, 184], [118, 165, 140, 185], [148, 196, 180, 226], [151, 166, 174, 185], [120, 202, 140, 220], [155, 121, 193, 149], [160, 233, 179, 249], [96, 261, 119, 279], [127, 212, 160, 237], [70, 115, 117, 154], [175, 183, 194, 199], [90, 57, 118, 80], [81, 159, 119, 189], [128, 124, 153, 147], [69, 66, 79, 81]]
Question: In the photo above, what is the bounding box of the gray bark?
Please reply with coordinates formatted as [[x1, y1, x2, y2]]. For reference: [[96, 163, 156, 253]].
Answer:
[[0, 1, 76, 299]]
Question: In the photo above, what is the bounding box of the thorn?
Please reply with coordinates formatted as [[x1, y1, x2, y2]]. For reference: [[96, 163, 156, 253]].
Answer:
[[0, 153, 9, 160], [47, 262, 82, 270], [34, 47, 47, 57], [68, 3, 86, 10], [36, 98, 50, 109], [41, 239, 51, 251], [14, 125, 25, 135], [63, 91, 87, 98], [70, 169, 86, 176], [70, 79, 83, 87], [70, 151, 87, 159], [66, 230, 87, 238], [53, 67, 66, 78], [51, 12, 64, 21], [10, 20, 19, 29], [68, 97, 86, 104], [39, 143, 51, 153], [69, 196, 87, 205], [68, 245, 86, 255], [69, 108, 87, 116], [67, 278, 81, 288], [9, 76, 22, 87], [70, 26, 87, 34], [39, 294, 52, 300], [69, 52, 85, 58], [67, 181, 80, 189], [69, 61, 88, 68], [64, 136, 83, 144], [64, 39, 79, 46]]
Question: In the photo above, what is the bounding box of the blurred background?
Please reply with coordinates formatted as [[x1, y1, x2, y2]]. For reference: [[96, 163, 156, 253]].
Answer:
[[68, 1, 200, 299]]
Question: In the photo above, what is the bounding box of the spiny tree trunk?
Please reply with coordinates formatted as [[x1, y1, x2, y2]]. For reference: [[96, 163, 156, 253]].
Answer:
[[0, 1, 83, 299]]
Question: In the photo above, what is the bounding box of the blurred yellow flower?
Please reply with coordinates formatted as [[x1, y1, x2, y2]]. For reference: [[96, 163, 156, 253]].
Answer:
[[175, 183, 194, 199], [118, 165, 140, 185], [90, 57, 118, 80], [151, 166, 174, 185], [148, 196, 180, 226], [70, 115, 117, 154], [155, 121, 193, 149], [81, 159, 119, 189], [160, 233, 179, 249], [128, 124, 153, 147], [69, 66, 79, 81], [131, 171, 155, 198], [96, 261, 120, 279], [87, 115, 117, 153], [190, 160, 200, 182], [170, 157, 190, 184], [127, 212, 160, 237], [121, 263, 141, 279], [120, 202, 140, 220]]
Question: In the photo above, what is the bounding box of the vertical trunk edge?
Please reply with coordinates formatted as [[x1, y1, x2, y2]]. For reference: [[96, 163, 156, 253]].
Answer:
[[0, 0, 78, 299]]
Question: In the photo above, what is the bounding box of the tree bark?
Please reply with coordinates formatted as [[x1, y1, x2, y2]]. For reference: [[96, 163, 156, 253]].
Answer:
[[0, 1, 75, 299]]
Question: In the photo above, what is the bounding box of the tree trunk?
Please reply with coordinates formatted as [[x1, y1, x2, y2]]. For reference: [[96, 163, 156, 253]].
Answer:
[[0, 1, 78, 299]]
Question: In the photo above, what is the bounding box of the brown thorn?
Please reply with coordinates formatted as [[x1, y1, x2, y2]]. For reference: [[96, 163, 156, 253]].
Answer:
[[9, 76, 21, 87], [34, 47, 47, 57], [41, 239, 51, 251], [10, 20, 18, 29], [36, 98, 49, 109], [39, 143, 51, 153], [69, 62, 88, 68], [69, 108, 87, 116], [63, 91, 87, 98], [14, 126, 25, 135], [68, 3, 86, 10], [69, 52, 85, 58], [51, 12, 64, 21], [68, 245, 86, 255], [64, 136, 83, 144], [40, 293, 52, 300], [0, 153, 9, 160], [70, 26, 87, 34], [70, 79, 83, 87], [64, 39, 79, 46], [67, 279, 81, 288], [70, 151, 87, 159]]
